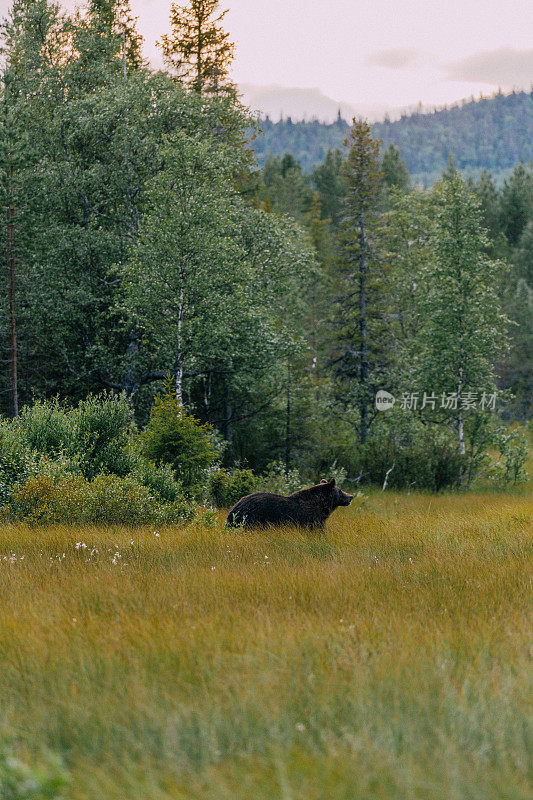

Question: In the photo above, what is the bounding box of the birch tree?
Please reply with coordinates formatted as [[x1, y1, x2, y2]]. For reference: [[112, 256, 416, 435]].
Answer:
[[413, 173, 508, 454], [118, 134, 313, 411]]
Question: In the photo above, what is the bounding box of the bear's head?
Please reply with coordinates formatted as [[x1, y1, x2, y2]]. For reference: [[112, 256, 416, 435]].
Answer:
[[320, 478, 353, 508]]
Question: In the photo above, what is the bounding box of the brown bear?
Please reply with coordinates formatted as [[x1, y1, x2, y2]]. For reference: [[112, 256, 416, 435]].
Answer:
[[226, 478, 353, 531]]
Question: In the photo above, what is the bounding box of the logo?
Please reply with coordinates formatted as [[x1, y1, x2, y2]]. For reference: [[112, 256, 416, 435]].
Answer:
[[375, 390, 395, 411]]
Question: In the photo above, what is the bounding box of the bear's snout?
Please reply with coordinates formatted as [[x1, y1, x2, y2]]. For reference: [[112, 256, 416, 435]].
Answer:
[[341, 493, 353, 506]]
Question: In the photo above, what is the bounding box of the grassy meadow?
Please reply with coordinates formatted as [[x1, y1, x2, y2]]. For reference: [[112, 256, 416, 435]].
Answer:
[[0, 486, 531, 799]]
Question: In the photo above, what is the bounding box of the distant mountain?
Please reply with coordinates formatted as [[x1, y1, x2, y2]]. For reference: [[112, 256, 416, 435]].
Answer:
[[250, 90, 533, 182], [238, 83, 403, 123]]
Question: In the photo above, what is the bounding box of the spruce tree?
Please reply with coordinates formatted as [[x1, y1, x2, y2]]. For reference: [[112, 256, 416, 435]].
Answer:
[[499, 163, 533, 247], [336, 119, 385, 443], [381, 143, 409, 194], [159, 0, 234, 95], [312, 148, 345, 228]]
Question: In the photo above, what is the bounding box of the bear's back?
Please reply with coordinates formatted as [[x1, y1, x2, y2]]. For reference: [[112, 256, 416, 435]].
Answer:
[[226, 491, 321, 529]]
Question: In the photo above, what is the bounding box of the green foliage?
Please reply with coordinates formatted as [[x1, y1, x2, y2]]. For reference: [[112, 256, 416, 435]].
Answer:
[[398, 175, 509, 456], [381, 143, 409, 194], [499, 163, 533, 246], [12, 394, 133, 480], [312, 147, 345, 226], [253, 90, 533, 178], [488, 426, 529, 486], [69, 394, 133, 479], [208, 468, 257, 507], [130, 450, 183, 502], [355, 413, 466, 491], [6, 472, 194, 525], [160, 0, 235, 95], [0, 395, 192, 518], [0, 740, 68, 799], [140, 389, 218, 490], [335, 119, 387, 444], [259, 153, 313, 223], [258, 461, 303, 495], [0, 0, 529, 492]]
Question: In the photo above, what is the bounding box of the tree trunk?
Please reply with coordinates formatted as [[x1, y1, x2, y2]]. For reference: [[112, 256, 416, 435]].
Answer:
[[223, 383, 232, 443], [457, 367, 465, 455], [7, 153, 18, 417], [175, 283, 184, 403], [223, 380, 233, 465], [458, 412, 465, 455], [359, 209, 368, 443], [285, 352, 291, 472]]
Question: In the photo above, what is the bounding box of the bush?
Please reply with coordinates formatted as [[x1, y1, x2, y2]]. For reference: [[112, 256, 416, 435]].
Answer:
[[352, 413, 466, 490], [5, 472, 195, 525], [488, 425, 529, 486], [11, 394, 134, 480], [258, 461, 304, 494], [13, 399, 71, 458], [0, 395, 194, 515], [130, 452, 184, 502], [139, 389, 218, 490], [208, 469, 257, 507], [69, 394, 133, 479]]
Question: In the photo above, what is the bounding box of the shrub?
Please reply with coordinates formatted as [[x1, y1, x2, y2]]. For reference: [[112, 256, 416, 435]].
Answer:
[[488, 426, 529, 486], [353, 413, 466, 490], [11, 393, 134, 480], [208, 469, 257, 507], [139, 389, 218, 490], [130, 453, 183, 502], [0, 395, 193, 512], [69, 394, 133, 479], [0, 422, 39, 505], [5, 472, 195, 526], [14, 399, 71, 457], [258, 461, 304, 494]]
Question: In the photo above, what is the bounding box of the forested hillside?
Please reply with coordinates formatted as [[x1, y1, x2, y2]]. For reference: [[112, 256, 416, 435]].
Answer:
[[252, 90, 533, 181]]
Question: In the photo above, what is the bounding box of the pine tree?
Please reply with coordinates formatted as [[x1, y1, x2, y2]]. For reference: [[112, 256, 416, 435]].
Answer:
[[337, 119, 385, 444], [159, 0, 234, 95], [306, 192, 332, 376], [86, 0, 144, 72], [381, 143, 409, 194], [312, 148, 345, 227], [499, 163, 533, 247], [474, 169, 501, 242]]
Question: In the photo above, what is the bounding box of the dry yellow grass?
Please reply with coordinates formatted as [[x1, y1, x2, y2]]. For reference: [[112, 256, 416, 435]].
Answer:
[[0, 487, 531, 799]]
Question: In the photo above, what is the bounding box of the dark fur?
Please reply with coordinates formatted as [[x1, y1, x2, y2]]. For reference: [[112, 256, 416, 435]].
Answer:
[[226, 478, 353, 531]]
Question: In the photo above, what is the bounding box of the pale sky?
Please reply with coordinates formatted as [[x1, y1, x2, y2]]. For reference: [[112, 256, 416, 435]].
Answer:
[[2, 0, 533, 111], [130, 0, 533, 109]]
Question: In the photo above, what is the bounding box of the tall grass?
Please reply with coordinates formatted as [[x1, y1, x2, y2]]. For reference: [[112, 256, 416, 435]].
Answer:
[[0, 488, 531, 799]]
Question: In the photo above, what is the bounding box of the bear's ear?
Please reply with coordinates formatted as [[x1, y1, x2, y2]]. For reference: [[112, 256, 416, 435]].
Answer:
[[320, 478, 328, 484], [328, 478, 336, 487]]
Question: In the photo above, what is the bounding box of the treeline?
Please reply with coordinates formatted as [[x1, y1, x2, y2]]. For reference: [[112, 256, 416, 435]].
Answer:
[[0, 0, 529, 494], [255, 141, 531, 485], [252, 90, 533, 180], [0, 0, 315, 468]]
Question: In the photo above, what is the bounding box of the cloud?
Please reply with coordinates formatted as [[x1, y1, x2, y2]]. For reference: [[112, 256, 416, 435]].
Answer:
[[447, 48, 533, 88], [366, 48, 426, 70]]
